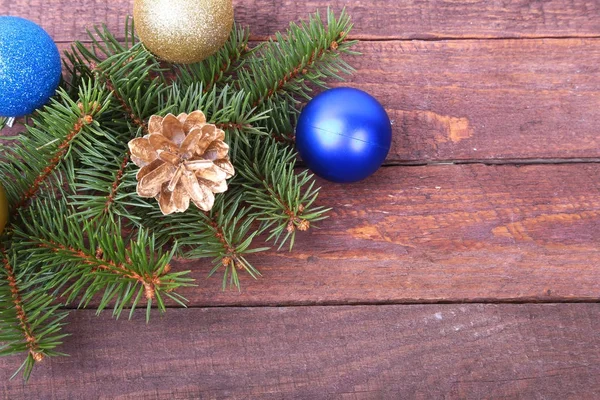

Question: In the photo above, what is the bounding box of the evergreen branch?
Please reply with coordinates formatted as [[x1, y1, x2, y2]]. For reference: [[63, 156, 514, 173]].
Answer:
[[176, 24, 252, 92], [13, 199, 194, 321], [261, 98, 298, 144], [90, 46, 169, 134], [66, 21, 171, 133], [238, 8, 357, 109], [63, 17, 137, 79], [1, 255, 44, 363], [71, 160, 152, 228], [0, 82, 110, 216], [237, 137, 330, 250], [0, 250, 69, 381], [101, 75, 147, 133], [13, 106, 93, 213], [141, 191, 267, 289], [103, 153, 130, 215]]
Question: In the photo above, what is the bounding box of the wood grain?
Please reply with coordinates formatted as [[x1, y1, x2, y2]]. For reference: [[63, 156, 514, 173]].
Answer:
[[1, 1, 600, 398], [3, 0, 600, 41], [13, 38, 598, 164], [1, 304, 600, 399], [5, 3, 600, 162], [347, 38, 600, 162], [111, 163, 600, 306]]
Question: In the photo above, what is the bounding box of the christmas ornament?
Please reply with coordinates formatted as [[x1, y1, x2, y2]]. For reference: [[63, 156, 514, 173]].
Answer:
[[0, 184, 8, 235], [128, 111, 235, 215], [133, 0, 234, 64], [295, 87, 392, 183], [0, 16, 62, 118]]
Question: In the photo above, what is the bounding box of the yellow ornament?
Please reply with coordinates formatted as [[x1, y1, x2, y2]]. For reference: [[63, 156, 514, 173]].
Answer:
[[133, 0, 234, 64], [0, 184, 8, 235]]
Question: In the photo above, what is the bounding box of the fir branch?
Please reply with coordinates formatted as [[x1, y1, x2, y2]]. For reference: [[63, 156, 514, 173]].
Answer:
[[261, 98, 298, 144], [13, 106, 93, 213], [176, 24, 252, 92], [63, 17, 138, 85], [69, 135, 145, 226], [143, 191, 267, 289], [100, 74, 147, 133], [238, 8, 357, 109], [237, 137, 330, 250], [0, 81, 110, 216], [66, 21, 171, 134], [90, 46, 169, 134], [0, 250, 69, 381], [1, 255, 44, 363], [13, 199, 194, 321], [103, 153, 130, 215]]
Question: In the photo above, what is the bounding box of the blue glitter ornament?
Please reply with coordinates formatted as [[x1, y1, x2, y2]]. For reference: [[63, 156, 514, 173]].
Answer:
[[0, 16, 62, 118], [296, 87, 392, 183]]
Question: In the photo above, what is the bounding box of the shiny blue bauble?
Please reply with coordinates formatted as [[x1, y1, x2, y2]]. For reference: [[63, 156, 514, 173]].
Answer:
[[0, 16, 62, 118], [296, 87, 392, 183]]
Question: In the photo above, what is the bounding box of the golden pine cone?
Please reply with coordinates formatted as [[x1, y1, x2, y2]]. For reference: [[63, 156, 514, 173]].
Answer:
[[128, 111, 235, 215]]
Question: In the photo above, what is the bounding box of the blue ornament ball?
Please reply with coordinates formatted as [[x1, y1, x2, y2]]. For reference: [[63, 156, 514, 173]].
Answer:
[[296, 87, 392, 183], [0, 16, 62, 118]]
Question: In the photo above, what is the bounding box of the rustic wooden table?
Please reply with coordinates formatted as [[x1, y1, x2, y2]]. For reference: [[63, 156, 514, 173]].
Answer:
[[2, 1, 600, 399]]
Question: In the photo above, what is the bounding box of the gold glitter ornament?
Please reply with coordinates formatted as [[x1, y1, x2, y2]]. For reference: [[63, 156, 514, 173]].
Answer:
[[133, 0, 234, 64]]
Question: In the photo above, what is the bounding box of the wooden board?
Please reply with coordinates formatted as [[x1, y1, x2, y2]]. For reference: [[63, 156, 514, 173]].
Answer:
[[6, 2, 600, 162], [4, 0, 600, 41], [2, 304, 600, 399], [2, 1, 600, 397], [95, 163, 600, 306], [344, 39, 600, 162], [5, 38, 597, 164]]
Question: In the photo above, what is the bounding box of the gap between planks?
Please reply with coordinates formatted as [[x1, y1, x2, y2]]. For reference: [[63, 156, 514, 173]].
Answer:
[[55, 35, 600, 45], [58, 298, 600, 311], [381, 158, 600, 167]]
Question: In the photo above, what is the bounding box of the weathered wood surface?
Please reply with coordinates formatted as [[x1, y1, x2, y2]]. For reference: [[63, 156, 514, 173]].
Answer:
[[2, 1, 600, 398], [127, 163, 599, 306], [4, 0, 600, 41], [2, 304, 600, 399], [347, 38, 600, 162], [8, 38, 596, 163], [6, 2, 600, 162]]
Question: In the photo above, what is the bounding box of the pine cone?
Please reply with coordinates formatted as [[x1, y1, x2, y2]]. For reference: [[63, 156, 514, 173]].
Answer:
[[128, 111, 235, 215]]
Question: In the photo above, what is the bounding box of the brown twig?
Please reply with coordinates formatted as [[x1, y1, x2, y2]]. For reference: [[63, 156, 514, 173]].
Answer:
[[103, 153, 130, 214], [215, 122, 252, 131], [204, 43, 250, 94], [12, 108, 94, 216], [251, 39, 342, 109], [2, 254, 44, 362], [90, 62, 148, 133], [38, 241, 166, 300]]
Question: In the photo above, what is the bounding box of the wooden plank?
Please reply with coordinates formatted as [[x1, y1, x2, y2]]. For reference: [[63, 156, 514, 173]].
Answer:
[[13, 38, 600, 163], [1, 304, 600, 398], [3, 0, 600, 41], [345, 39, 600, 162], [124, 163, 600, 306]]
